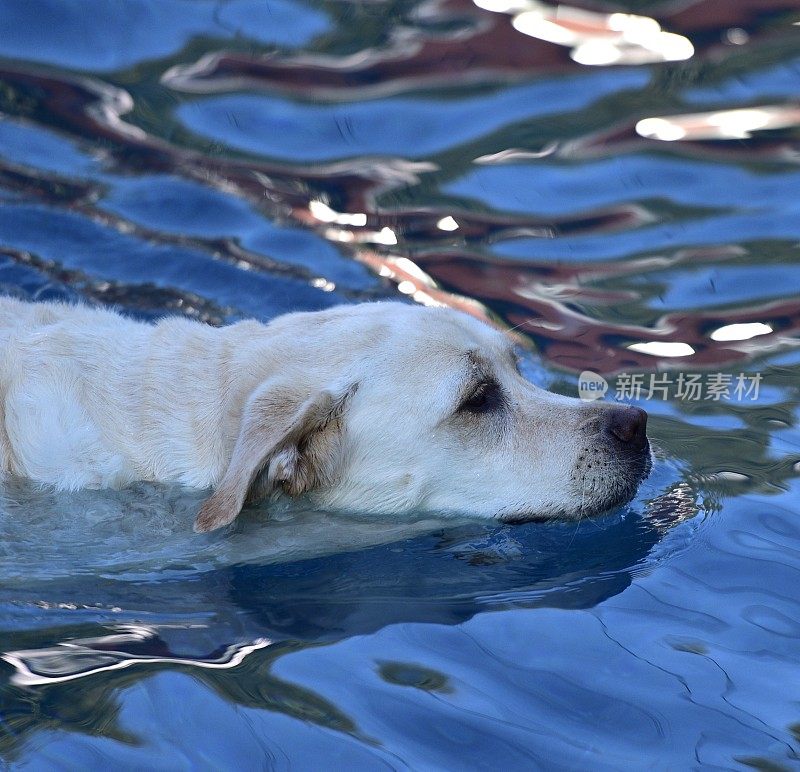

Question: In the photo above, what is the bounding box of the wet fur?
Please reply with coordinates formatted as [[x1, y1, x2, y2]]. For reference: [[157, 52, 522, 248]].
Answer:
[[0, 297, 650, 533]]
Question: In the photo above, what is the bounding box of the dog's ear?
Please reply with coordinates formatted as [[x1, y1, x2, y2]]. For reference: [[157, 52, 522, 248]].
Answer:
[[194, 381, 357, 533]]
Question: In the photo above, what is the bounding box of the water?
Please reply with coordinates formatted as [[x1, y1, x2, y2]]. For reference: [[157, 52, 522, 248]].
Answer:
[[1, 0, 799, 768]]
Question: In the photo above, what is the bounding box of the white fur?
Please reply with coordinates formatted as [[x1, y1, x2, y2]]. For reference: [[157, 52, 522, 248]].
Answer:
[[0, 297, 648, 531]]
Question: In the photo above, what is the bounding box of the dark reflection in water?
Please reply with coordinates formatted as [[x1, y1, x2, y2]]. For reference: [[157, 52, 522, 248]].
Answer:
[[1, 0, 800, 767], [0, 472, 697, 758]]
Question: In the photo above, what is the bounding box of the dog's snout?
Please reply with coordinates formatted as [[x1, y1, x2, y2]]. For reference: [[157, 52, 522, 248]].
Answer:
[[602, 405, 648, 450]]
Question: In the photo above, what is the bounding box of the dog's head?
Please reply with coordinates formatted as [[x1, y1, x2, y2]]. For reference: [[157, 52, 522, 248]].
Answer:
[[194, 303, 650, 532]]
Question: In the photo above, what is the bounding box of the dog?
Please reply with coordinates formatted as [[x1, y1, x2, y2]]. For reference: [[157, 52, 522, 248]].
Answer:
[[0, 297, 650, 532]]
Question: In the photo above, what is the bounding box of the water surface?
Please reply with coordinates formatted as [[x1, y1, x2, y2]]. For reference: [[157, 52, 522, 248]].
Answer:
[[1, 0, 800, 768]]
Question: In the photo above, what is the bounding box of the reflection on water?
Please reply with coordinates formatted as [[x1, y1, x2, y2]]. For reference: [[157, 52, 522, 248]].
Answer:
[[636, 105, 800, 141], [476, 0, 694, 66], [0, 466, 699, 758], [711, 321, 773, 341], [4, 627, 272, 687], [1, 0, 800, 767]]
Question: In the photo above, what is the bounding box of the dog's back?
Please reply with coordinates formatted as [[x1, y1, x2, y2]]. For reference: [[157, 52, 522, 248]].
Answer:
[[0, 299, 147, 488]]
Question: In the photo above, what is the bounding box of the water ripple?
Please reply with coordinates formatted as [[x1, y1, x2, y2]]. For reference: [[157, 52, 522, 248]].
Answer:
[[1, 0, 800, 766]]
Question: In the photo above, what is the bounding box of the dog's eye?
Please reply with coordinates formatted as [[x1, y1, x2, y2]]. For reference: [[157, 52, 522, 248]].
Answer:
[[459, 381, 501, 414]]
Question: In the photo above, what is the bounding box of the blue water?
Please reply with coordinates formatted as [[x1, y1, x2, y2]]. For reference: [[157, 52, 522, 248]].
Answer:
[[1, 0, 800, 768], [175, 71, 650, 160]]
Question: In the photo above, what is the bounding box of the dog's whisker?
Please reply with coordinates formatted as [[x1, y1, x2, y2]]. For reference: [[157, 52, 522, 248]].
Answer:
[[503, 319, 534, 336]]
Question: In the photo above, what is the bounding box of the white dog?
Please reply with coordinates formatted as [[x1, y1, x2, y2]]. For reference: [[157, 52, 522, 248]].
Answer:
[[0, 297, 649, 532]]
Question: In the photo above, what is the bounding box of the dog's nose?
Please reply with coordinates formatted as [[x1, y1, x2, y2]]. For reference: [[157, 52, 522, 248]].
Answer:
[[602, 405, 648, 451]]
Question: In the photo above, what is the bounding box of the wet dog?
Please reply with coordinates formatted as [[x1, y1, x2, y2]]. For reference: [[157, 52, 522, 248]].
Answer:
[[0, 298, 650, 531]]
